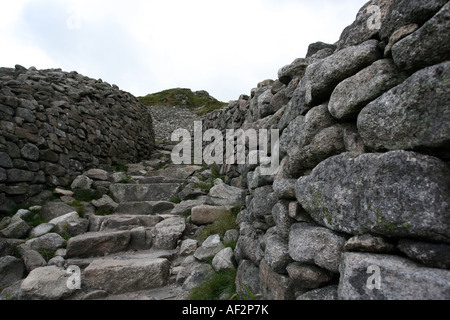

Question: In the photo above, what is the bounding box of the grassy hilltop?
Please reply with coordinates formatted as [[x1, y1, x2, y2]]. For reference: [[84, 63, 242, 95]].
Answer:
[[138, 88, 228, 115]]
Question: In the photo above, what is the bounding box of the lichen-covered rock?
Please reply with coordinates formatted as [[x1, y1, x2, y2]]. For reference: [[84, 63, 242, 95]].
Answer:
[[194, 234, 225, 262], [191, 205, 232, 225], [278, 59, 309, 85], [0, 256, 24, 287], [263, 229, 291, 274], [212, 247, 236, 271], [380, 0, 448, 42], [397, 239, 450, 269], [0, 217, 30, 239], [288, 223, 347, 273], [391, 1, 450, 72], [296, 151, 450, 243], [329, 59, 406, 120], [337, 0, 392, 49], [66, 230, 131, 258], [339, 253, 450, 300], [259, 259, 295, 300], [358, 61, 450, 159], [248, 185, 278, 220], [20, 266, 76, 300], [84, 258, 170, 295], [287, 262, 334, 290], [304, 40, 381, 105], [152, 217, 186, 250]]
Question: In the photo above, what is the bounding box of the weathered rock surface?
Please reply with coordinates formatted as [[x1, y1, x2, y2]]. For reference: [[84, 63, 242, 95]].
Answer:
[[339, 253, 450, 300], [329, 59, 405, 120], [391, 1, 450, 72], [2, 0, 449, 303], [194, 234, 225, 262], [39, 202, 77, 222], [337, 0, 392, 49], [20, 266, 76, 300], [191, 205, 232, 225], [109, 184, 182, 203], [24, 233, 66, 252], [66, 230, 131, 258], [0, 256, 24, 287], [0, 217, 30, 239], [296, 151, 450, 243], [296, 285, 338, 300], [380, 0, 448, 41], [287, 262, 334, 290], [208, 183, 245, 208], [358, 62, 450, 159], [304, 40, 381, 105], [84, 258, 170, 294], [152, 217, 186, 250], [397, 239, 450, 269], [263, 231, 291, 274], [115, 201, 175, 216], [259, 259, 295, 300], [289, 223, 347, 273], [212, 247, 236, 271]]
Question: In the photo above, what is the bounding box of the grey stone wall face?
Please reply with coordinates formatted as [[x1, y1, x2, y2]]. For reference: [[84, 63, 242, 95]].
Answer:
[[0, 67, 155, 213], [203, 0, 450, 300]]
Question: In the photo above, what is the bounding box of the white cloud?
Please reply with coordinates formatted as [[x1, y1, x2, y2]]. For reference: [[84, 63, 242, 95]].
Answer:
[[0, 0, 56, 69], [1, 0, 368, 101]]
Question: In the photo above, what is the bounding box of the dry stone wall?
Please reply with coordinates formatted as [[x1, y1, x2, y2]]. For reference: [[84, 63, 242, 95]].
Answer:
[[204, 0, 450, 300], [0, 66, 155, 214]]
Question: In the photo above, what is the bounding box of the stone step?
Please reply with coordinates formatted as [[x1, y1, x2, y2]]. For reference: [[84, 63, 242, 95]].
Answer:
[[114, 201, 175, 216], [66, 230, 132, 259], [66, 249, 178, 270], [83, 257, 171, 295], [145, 165, 202, 180], [132, 176, 187, 184], [109, 183, 182, 203], [95, 214, 162, 231], [102, 284, 189, 300]]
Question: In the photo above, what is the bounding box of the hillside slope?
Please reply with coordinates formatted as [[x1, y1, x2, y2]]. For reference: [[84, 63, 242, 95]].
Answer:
[[139, 88, 227, 115]]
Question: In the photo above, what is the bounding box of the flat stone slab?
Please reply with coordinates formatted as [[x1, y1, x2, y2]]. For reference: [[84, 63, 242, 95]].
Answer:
[[83, 258, 170, 294], [114, 201, 175, 216], [66, 230, 131, 259], [110, 184, 182, 203]]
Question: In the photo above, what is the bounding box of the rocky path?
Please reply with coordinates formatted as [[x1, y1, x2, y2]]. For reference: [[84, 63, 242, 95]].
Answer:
[[1, 137, 246, 300]]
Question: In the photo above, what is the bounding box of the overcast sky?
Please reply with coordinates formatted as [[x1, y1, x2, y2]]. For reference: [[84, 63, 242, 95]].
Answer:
[[1, 0, 368, 102]]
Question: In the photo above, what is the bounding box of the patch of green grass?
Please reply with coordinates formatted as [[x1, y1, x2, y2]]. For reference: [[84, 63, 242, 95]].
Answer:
[[37, 249, 55, 262], [73, 189, 102, 203], [95, 207, 115, 216], [199, 210, 239, 242], [138, 88, 228, 115], [115, 164, 129, 173], [195, 181, 213, 194], [23, 208, 46, 227], [170, 196, 181, 204], [187, 269, 237, 300], [229, 282, 262, 301], [119, 176, 131, 184], [69, 201, 85, 218], [60, 230, 72, 243]]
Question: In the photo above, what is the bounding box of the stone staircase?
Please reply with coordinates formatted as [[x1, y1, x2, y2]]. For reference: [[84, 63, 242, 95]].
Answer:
[[1, 141, 245, 300], [66, 156, 202, 299]]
